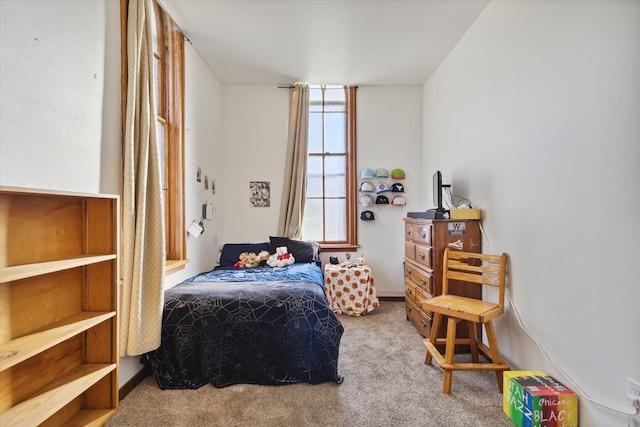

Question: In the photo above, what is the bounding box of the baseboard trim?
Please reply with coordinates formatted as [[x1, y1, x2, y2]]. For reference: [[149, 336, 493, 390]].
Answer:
[[379, 296, 404, 301], [119, 366, 149, 401]]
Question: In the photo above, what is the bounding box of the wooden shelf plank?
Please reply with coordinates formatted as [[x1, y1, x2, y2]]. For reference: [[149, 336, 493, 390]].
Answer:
[[63, 408, 117, 427], [0, 255, 116, 283], [0, 311, 115, 372], [1, 363, 116, 427]]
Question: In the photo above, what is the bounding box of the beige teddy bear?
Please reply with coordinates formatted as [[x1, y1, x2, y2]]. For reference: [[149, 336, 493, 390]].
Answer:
[[234, 250, 271, 268]]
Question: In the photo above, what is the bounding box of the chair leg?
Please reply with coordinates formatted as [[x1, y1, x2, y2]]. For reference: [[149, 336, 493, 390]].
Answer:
[[425, 312, 442, 365], [442, 317, 458, 394], [484, 321, 504, 393], [468, 321, 479, 363]]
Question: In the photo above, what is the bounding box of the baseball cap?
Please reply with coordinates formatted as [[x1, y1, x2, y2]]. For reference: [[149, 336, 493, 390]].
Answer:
[[391, 196, 406, 206], [375, 195, 390, 204], [375, 182, 389, 194], [359, 195, 374, 207], [359, 167, 375, 179], [375, 168, 390, 178], [390, 183, 405, 192], [360, 210, 375, 221], [391, 168, 406, 179], [359, 181, 374, 192]]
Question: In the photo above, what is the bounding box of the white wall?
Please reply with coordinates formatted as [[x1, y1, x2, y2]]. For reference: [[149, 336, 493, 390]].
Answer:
[[220, 86, 423, 296], [167, 43, 224, 286], [423, 1, 640, 426], [220, 86, 290, 243], [0, 0, 106, 193], [356, 87, 423, 296]]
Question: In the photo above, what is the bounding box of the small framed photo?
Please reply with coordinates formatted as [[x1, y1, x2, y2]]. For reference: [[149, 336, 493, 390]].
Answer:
[[250, 181, 270, 207]]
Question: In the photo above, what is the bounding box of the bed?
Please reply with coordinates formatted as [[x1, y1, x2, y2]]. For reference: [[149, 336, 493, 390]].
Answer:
[[146, 238, 344, 389]]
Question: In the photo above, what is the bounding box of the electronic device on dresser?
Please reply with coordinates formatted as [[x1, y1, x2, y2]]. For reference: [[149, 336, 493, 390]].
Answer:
[[403, 216, 482, 345], [407, 170, 449, 219]]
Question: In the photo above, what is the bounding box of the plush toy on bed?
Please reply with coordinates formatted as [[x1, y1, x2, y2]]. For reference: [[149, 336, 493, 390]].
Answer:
[[266, 246, 295, 268], [234, 250, 270, 268]]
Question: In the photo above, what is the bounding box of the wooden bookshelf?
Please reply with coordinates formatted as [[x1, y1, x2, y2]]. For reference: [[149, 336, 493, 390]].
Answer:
[[0, 186, 119, 426]]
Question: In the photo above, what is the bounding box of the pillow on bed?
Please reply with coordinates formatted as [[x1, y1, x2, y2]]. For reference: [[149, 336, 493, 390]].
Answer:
[[219, 242, 269, 267], [268, 236, 321, 264]]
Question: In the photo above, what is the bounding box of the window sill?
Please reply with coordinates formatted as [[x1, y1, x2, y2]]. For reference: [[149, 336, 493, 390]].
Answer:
[[165, 259, 189, 275], [319, 244, 359, 253]]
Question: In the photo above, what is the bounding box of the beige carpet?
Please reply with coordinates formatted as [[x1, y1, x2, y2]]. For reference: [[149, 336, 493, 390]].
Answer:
[[107, 301, 515, 426]]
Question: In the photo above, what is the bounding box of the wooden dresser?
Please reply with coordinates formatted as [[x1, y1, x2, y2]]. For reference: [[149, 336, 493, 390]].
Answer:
[[0, 187, 119, 426], [403, 217, 482, 339]]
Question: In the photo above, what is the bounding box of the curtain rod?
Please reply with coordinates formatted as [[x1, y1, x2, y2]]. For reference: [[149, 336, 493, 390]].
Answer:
[[278, 85, 359, 89]]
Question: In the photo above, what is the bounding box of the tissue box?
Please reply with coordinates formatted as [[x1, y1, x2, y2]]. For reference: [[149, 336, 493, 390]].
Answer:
[[449, 208, 481, 220], [503, 371, 578, 427]]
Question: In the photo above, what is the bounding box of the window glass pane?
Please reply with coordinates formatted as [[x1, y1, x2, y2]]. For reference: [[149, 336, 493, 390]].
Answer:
[[324, 156, 345, 197], [304, 85, 354, 247], [307, 156, 323, 198], [154, 57, 160, 116], [325, 199, 346, 241], [309, 87, 323, 112], [324, 113, 345, 153], [157, 119, 166, 187], [323, 87, 345, 112], [308, 112, 323, 153], [151, 6, 158, 53], [302, 199, 323, 241]]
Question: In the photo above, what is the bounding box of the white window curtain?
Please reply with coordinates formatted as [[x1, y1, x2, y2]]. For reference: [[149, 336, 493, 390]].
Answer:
[[120, 0, 166, 356], [277, 83, 310, 238]]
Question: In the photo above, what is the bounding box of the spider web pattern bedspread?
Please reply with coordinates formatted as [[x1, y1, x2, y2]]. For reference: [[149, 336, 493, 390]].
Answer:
[[147, 263, 344, 389]]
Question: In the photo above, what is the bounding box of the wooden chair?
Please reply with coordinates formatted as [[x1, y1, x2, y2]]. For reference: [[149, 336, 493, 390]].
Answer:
[[422, 248, 510, 394]]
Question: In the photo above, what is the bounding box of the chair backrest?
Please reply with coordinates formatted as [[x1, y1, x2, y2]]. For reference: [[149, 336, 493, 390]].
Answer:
[[442, 248, 508, 311]]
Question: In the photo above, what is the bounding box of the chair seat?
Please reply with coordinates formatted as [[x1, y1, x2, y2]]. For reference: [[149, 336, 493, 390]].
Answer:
[[422, 295, 502, 323]]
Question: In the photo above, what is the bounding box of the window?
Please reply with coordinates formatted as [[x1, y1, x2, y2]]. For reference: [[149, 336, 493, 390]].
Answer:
[[301, 85, 357, 251], [121, 0, 186, 274]]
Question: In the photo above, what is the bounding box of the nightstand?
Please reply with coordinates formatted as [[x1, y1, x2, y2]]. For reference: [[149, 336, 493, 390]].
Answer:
[[323, 263, 379, 316]]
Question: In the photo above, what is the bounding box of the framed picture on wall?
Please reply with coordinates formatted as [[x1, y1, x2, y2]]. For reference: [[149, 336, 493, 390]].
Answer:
[[250, 181, 270, 207]]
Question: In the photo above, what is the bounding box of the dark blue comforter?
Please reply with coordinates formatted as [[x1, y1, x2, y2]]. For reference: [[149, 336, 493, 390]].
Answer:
[[147, 263, 344, 389]]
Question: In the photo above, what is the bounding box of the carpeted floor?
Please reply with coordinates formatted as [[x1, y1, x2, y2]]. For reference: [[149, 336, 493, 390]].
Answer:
[[107, 301, 515, 426]]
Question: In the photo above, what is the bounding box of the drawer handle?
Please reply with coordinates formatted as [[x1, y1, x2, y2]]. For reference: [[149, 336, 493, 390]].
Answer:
[[406, 268, 412, 274], [406, 305, 411, 313], [407, 288, 413, 295], [406, 229, 413, 236], [418, 252, 425, 260], [420, 278, 426, 285], [420, 320, 427, 328], [419, 231, 426, 238]]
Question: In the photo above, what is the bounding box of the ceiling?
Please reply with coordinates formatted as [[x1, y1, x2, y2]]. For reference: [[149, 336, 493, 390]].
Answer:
[[159, 0, 490, 86]]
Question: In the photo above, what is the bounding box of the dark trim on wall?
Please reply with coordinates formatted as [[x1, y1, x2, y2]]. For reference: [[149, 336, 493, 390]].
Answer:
[[379, 296, 404, 302], [119, 362, 152, 401]]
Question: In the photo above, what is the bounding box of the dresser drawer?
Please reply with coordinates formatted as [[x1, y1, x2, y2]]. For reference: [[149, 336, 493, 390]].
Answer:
[[414, 286, 432, 317], [405, 298, 431, 338], [414, 244, 432, 269], [405, 280, 416, 302], [404, 259, 433, 294], [404, 241, 416, 260], [413, 284, 430, 305], [405, 222, 432, 245]]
